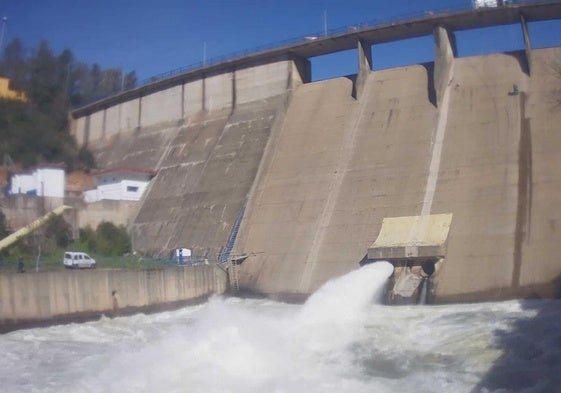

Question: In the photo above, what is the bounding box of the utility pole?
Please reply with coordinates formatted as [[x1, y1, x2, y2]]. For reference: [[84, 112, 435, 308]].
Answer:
[[0, 17, 7, 54], [203, 42, 207, 66]]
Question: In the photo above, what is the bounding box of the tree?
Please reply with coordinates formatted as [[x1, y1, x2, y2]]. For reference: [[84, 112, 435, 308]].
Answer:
[[123, 71, 137, 90], [1, 38, 26, 88], [0, 38, 136, 170], [45, 215, 72, 248], [100, 68, 122, 96], [79, 225, 96, 251], [0, 210, 10, 239], [28, 41, 60, 111], [90, 63, 102, 96], [0, 210, 11, 257], [95, 222, 131, 256]]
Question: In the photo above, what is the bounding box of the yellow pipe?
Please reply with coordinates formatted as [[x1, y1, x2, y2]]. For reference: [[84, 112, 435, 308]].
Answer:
[[0, 205, 72, 251]]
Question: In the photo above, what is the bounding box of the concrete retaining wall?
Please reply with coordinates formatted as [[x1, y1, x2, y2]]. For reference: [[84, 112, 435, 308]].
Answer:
[[0, 264, 227, 332], [77, 200, 139, 229], [0, 195, 65, 231]]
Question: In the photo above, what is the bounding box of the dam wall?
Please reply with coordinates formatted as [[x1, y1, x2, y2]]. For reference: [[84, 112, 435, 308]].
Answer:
[[72, 57, 308, 148], [236, 64, 438, 297], [70, 57, 308, 257], [0, 265, 227, 333], [235, 47, 561, 302], [131, 97, 287, 257], [67, 4, 561, 302]]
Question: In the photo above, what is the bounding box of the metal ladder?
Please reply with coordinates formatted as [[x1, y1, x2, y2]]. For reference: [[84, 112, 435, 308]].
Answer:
[[228, 259, 240, 291]]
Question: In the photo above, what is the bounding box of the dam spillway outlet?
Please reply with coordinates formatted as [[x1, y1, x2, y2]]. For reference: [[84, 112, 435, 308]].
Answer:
[[381, 258, 440, 305]]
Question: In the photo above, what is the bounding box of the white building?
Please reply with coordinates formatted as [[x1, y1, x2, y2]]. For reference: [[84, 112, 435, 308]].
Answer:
[[9, 167, 65, 198], [84, 167, 156, 203], [472, 0, 510, 8]]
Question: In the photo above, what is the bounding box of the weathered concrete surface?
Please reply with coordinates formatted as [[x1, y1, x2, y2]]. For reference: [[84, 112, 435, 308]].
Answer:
[[513, 47, 561, 297], [92, 121, 180, 171], [237, 65, 438, 296], [0, 195, 65, 231], [131, 97, 287, 257], [72, 58, 308, 147], [237, 48, 561, 302], [141, 85, 183, 127], [77, 200, 139, 229], [0, 265, 227, 332], [429, 52, 530, 301], [72, 59, 307, 258]]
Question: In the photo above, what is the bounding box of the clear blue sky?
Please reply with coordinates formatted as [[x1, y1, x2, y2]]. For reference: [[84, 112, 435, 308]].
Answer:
[[1, 0, 560, 82]]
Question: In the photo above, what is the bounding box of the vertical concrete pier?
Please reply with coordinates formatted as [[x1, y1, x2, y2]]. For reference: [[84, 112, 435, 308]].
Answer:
[[354, 39, 373, 99], [433, 25, 456, 107], [520, 13, 532, 75]]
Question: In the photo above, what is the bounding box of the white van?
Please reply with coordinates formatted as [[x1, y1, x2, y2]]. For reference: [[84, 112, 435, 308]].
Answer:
[[63, 252, 96, 269]]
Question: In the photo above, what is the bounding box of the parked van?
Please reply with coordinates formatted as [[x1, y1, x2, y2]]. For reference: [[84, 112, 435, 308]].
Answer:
[[63, 252, 96, 269]]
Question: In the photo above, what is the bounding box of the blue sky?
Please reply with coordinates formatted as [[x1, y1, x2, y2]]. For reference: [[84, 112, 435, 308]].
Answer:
[[0, 0, 560, 82]]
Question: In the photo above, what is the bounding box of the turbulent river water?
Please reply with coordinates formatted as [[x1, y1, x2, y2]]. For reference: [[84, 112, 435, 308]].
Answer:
[[1, 262, 561, 393]]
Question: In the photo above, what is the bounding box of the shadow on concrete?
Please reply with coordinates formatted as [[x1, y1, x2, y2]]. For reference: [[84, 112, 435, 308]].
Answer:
[[471, 295, 561, 392], [421, 62, 437, 107], [504, 50, 529, 77], [358, 254, 370, 267]]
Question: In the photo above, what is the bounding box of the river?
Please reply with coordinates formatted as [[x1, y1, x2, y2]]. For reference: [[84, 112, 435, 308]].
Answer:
[[1, 262, 560, 393]]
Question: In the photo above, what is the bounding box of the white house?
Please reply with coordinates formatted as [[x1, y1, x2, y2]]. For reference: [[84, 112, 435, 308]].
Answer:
[[84, 167, 156, 203], [9, 167, 65, 198]]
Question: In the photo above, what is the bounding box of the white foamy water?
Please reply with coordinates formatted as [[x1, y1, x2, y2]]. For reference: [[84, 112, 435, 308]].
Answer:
[[1, 262, 561, 393]]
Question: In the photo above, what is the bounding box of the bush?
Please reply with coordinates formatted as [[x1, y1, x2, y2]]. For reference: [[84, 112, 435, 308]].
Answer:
[[0, 210, 11, 257], [95, 222, 131, 256], [78, 225, 96, 251], [0, 210, 9, 239], [45, 215, 72, 248]]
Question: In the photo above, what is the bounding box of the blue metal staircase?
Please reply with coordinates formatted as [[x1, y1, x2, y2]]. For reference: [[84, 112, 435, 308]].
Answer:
[[220, 204, 246, 263]]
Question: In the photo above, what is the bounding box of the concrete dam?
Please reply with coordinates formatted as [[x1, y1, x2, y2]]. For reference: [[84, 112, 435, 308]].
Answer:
[[71, 2, 561, 303]]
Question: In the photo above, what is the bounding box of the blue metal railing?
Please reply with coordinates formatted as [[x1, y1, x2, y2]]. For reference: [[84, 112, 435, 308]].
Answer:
[[219, 204, 246, 263]]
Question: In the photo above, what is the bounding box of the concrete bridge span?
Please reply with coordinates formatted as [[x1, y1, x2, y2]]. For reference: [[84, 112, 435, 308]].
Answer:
[[70, 2, 561, 302]]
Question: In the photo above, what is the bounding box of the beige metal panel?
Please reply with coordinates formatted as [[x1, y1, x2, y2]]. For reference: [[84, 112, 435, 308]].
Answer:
[[370, 214, 453, 248]]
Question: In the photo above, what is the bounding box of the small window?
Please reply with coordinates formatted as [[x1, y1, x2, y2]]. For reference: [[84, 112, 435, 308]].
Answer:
[[127, 186, 139, 192]]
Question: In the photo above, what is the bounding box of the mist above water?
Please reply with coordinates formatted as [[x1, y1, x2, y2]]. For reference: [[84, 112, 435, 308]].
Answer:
[[1, 262, 560, 393]]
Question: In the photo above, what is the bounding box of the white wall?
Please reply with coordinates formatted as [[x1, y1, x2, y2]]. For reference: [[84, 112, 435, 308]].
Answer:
[[36, 168, 65, 197], [9, 173, 36, 195], [9, 168, 64, 198], [96, 180, 149, 201], [85, 172, 152, 202]]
